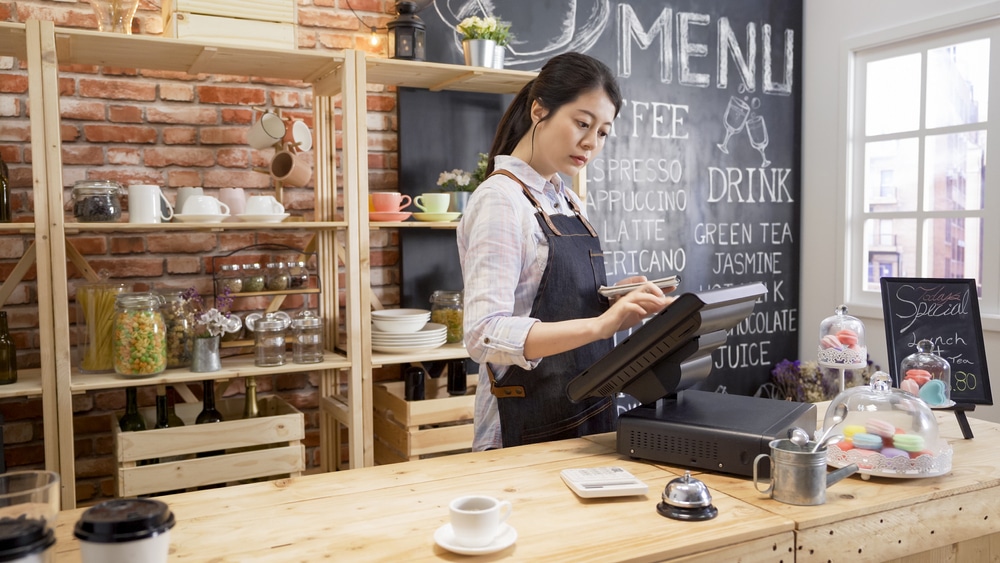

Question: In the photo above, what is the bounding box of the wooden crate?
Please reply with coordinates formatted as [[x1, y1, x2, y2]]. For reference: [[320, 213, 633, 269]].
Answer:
[[164, 13, 296, 51], [372, 374, 478, 464], [162, 0, 296, 24], [114, 395, 304, 497]]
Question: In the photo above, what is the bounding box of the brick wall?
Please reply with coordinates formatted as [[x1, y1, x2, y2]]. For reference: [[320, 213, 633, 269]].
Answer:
[[0, 0, 405, 503]]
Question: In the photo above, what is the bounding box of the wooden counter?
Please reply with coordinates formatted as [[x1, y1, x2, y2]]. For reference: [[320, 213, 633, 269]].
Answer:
[[50, 405, 1000, 561]]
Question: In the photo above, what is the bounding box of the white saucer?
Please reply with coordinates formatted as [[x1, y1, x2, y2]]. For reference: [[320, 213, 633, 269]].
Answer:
[[413, 212, 461, 222], [173, 213, 229, 223], [434, 523, 516, 556], [237, 213, 291, 223]]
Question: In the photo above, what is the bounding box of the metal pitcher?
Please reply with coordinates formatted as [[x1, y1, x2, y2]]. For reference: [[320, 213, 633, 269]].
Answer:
[[753, 438, 858, 506]]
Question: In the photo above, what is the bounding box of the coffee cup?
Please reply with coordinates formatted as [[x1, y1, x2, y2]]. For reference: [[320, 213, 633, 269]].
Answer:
[[247, 111, 286, 150], [181, 195, 229, 216], [270, 149, 312, 187], [75, 499, 175, 563], [448, 495, 512, 548], [414, 193, 451, 214], [174, 187, 203, 219], [371, 192, 412, 213], [219, 188, 246, 221], [127, 184, 173, 224], [245, 195, 285, 215]]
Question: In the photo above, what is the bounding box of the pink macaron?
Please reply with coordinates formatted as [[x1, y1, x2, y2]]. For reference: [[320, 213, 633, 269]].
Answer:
[[864, 418, 896, 438], [820, 334, 843, 350], [836, 329, 859, 346]]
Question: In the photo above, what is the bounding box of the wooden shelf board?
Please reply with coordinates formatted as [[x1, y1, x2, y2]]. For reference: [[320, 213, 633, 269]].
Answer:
[[69, 352, 351, 392], [63, 220, 346, 233], [0, 369, 43, 399], [51, 26, 343, 82], [370, 343, 469, 367], [0, 222, 36, 234], [0, 22, 27, 59], [369, 221, 458, 230], [366, 57, 534, 94]]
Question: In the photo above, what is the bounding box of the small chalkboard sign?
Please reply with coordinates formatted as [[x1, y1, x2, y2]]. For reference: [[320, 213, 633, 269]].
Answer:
[[880, 277, 992, 406]]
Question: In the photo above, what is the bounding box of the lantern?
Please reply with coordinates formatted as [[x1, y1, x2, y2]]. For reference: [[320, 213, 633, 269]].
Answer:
[[387, 1, 426, 61]]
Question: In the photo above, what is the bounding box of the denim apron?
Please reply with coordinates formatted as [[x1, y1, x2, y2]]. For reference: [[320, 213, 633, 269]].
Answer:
[[488, 170, 615, 447]]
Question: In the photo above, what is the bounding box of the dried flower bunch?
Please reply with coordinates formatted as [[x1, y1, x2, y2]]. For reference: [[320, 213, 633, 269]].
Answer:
[[769, 356, 879, 402], [183, 287, 242, 338], [456, 16, 513, 46]]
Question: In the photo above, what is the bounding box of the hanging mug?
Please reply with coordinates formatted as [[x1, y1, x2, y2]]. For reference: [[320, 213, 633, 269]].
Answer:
[[247, 111, 286, 150], [270, 149, 312, 187]]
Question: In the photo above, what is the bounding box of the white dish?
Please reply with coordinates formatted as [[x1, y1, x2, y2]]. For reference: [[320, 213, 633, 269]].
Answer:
[[173, 213, 229, 223], [413, 212, 461, 222], [371, 341, 446, 354], [434, 523, 517, 556], [371, 308, 431, 319], [372, 337, 447, 347], [372, 322, 445, 337], [372, 334, 447, 344], [237, 213, 291, 223]]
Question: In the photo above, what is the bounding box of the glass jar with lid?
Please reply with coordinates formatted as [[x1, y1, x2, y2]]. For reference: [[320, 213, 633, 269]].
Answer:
[[292, 311, 324, 364], [430, 290, 463, 344], [215, 264, 243, 295], [817, 305, 867, 369], [77, 280, 133, 373], [241, 262, 265, 293], [899, 339, 952, 407], [251, 313, 290, 367], [265, 262, 290, 291], [157, 289, 195, 369], [71, 180, 124, 222], [286, 261, 309, 289], [113, 292, 167, 377]]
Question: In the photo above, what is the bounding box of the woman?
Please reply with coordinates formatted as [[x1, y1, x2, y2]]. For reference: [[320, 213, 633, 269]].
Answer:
[[458, 52, 673, 450]]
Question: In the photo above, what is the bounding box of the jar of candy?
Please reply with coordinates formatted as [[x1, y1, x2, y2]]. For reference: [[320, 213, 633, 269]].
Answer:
[[215, 264, 242, 295], [157, 290, 194, 369], [899, 339, 952, 407], [265, 262, 290, 291], [292, 311, 323, 364], [241, 262, 265, 293], [253, 315, 289, 367], [70, 180, 124, 222], [817, 305, 867, 369], [430, 290, 463, 344], [113, 292, 167, 377], [286, 261, 309, 289]]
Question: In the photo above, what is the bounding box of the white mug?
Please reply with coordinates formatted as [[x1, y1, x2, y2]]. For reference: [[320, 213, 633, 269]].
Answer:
[[181, 195, 230, 216], [174, 187, 203, 218], [245, 195, 285, 215], [448, 495, 512, 548], [247, 111, 287, 150], [128, 184, 173, 224], [219, 188, 246, 221]]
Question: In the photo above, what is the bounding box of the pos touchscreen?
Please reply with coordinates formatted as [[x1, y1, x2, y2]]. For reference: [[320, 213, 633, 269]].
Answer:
[[567, 283, 767, 406]]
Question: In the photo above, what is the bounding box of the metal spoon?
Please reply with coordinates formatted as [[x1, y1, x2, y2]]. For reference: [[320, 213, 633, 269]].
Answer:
[[787, 427, 810, 448], [811, 403, 848, 453]]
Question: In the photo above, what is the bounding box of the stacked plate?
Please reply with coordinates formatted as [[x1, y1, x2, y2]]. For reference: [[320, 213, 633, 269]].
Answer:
[[371, 309, 447, 353]]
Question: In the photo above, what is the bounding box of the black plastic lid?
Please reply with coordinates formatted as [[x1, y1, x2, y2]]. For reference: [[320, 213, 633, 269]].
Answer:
[[0, 517, 55, 562], [74, 499, 176, 544]]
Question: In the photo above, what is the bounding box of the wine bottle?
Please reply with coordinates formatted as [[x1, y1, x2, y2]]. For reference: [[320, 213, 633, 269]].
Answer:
[[0, 154, 11, 222], [0, 311, 16, 385], [118, 387, 146, 432], [242, 376, 259, 419], [166, 389, 185, 428], [196, 380, 225, 461], [154, 385, 173, 429]]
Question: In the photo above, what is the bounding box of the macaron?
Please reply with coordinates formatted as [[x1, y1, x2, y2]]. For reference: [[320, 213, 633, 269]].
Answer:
[[892, 433, 926, 452], [919, 379, 948, 406], [865, 418, 896, 438], [836, 329, 859, 346], [905, 370, 932, 386], [908, 449, 935, 459], [820, 334, 844, 350], [843, 424, 866, 439], [900, 378, 920, 395], [881, 447, 908, 459], [851, 432, 884, 450], [852, 448, 880, 469]]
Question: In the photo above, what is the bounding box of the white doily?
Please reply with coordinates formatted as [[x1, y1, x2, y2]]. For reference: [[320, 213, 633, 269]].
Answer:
[[827, 443, 952, 479]]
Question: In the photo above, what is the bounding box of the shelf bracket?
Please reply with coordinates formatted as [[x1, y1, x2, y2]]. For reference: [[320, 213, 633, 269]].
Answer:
[[0, 242, 36, 306], [429, 70, 484, 92], [64, 238, 101, 282], [187, 46, 218, 75]]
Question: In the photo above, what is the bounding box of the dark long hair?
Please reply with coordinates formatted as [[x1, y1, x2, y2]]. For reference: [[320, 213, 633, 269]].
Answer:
[[486, 52, 623, 175]]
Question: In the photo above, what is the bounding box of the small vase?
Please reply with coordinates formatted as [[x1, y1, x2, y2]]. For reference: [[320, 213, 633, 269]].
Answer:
[[463, 39, 497, 68], [449, 191, 470, 213], [493, 45, 506, 69], [191, 336, 221, 373], [89, 0, 140, 34]]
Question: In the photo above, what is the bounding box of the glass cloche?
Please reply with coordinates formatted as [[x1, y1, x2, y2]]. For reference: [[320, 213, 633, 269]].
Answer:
[[822, 372, 952, 479], [899, 339, 953, 408], [817, 305, 868, 369]]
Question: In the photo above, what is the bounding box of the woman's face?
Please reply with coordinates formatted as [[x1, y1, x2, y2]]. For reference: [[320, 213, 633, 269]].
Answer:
[[529, 87, 616, 180]]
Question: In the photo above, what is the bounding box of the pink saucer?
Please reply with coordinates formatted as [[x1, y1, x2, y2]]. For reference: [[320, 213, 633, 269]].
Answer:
[[369, 211, 412, 222]]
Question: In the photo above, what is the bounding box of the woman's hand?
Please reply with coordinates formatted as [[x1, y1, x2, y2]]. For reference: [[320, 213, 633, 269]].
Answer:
[[598, 281, 673, 338]]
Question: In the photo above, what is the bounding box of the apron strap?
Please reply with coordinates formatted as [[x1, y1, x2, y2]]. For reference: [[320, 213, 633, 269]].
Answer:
[[489, 169, 564, 237], [487, 363, 526, 398]]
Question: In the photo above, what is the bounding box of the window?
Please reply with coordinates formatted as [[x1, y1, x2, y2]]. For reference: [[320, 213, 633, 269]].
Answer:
[[847, 17, 1000, 316]]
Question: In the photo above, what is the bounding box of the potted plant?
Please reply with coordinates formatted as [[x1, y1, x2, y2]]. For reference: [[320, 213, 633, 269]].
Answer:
[[183, 287, 242, 373], [456, 16, 513, 69], [437, 153, 489, 213]]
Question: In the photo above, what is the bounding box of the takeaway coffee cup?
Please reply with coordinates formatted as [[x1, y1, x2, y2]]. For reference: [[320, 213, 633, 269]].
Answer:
[[370, 192, 411, 213], [247, 111, 286, 150], [448, 495, 512, 548], [181, 195, 230, 216], [75, 499, 175, 563], [269, 149, 312, 187], [753, 439, 858, 506], [245, 195, 285, 215], [127, 184, 173, 224], [414, 193, 451, 214]]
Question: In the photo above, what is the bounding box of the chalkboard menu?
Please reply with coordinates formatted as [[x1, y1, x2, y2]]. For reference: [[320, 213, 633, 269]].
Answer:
[[400, 0, 803, 397], [880, 277, 993, 406]]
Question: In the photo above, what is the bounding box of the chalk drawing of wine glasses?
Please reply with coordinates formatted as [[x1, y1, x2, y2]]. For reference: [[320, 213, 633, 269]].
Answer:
[[746, 114, 771, 167], [717, 96, 750, 154]]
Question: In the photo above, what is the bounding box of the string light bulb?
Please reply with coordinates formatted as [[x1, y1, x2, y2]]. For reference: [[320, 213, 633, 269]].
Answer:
[[369, 26, 380, 47]]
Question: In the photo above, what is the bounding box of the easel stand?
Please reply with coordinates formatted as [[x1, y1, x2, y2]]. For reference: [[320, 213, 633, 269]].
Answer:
[[946, 403, 976, 439]]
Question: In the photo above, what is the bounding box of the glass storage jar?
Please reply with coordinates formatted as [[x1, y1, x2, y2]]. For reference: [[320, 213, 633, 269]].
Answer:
[[430, 290, 463, 344], [241, 263, 265, 293], [71, 180, 124, 222], [157, 290, 194, 369], [817, 304, 867, 369], [899, 339, 952, 407], [215, 264, 242, 295], [292, 312, 323, 364], [220, 312, 244, 343], [265, 262, 290, 291], [286, 261, 309, 289], [76, 280, 133, 373], [113, 292, 167, 377], [822, 371, 952, 479], [253, 315, 289, 367]]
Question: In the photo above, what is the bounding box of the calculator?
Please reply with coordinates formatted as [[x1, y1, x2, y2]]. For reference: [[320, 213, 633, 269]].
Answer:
[[560, 466, 649, 498]]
